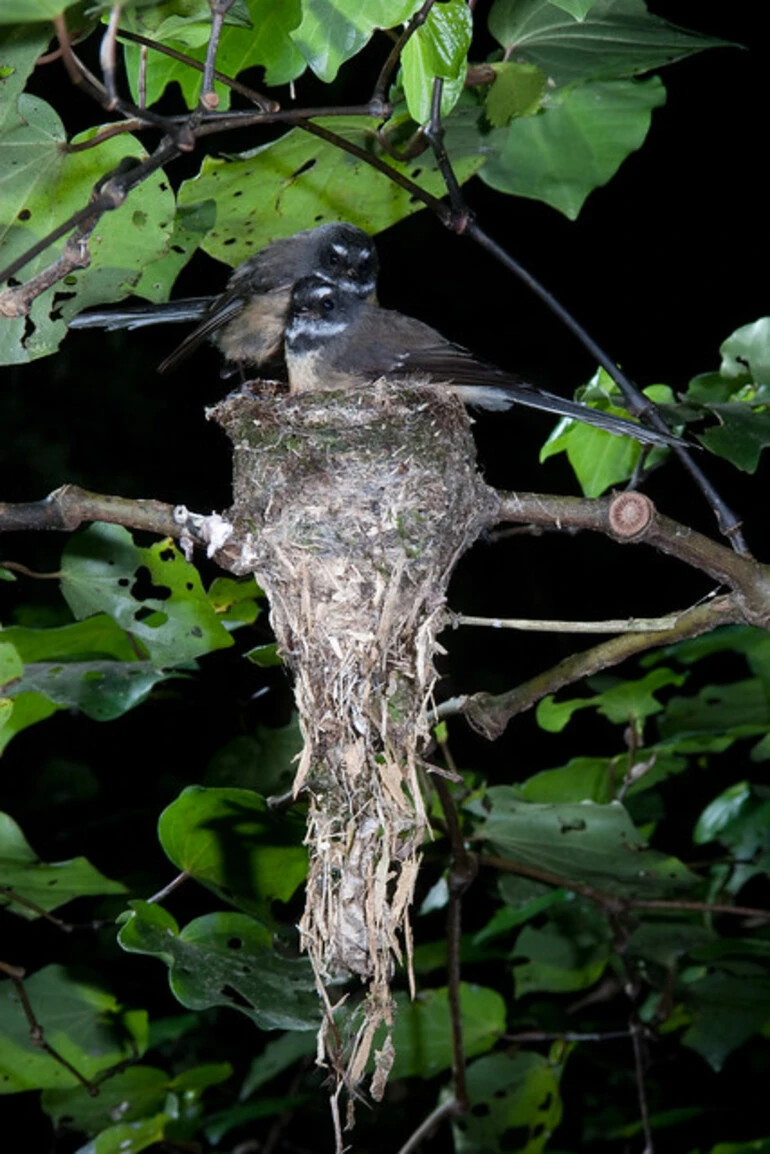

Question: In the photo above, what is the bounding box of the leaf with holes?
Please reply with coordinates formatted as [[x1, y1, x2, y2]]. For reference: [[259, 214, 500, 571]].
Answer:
[[60, 524, 232, 668], [158, 787, 307, 918], [452, 1050, 565, 1154], [176, 115, 485, 268], [0, 810, 126, 919], [117, 903, 319, 1031], [0, 965, 147, 1092], [473, 787, 698, 896]]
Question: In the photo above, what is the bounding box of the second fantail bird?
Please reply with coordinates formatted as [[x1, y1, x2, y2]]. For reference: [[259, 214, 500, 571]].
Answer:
[[69, 222, 378, 377], [284, 275, 684, 448]]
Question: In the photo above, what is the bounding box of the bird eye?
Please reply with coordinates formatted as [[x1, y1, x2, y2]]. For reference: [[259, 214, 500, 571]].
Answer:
[[328, 252, 340, 267], [322, 298, 335, 312]]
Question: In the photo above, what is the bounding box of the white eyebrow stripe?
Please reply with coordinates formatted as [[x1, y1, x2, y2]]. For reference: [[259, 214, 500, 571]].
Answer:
[[330, 242, 351, 257], [287, 317, 348, 339]]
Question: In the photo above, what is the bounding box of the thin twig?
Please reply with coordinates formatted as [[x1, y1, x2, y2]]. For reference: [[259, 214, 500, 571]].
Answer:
[[396, 1096, 461, 1154], [0, 961, 100, 1095], [478, 854, 770, 922], [201, 0, 237, 107], [452, 612, 685, 634], [100, 3, 124, 108], [146, 872, 189, 904], [0, 887, 109, 931]]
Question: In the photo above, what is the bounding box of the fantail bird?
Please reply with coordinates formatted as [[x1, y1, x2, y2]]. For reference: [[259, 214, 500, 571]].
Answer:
[[284, 275, 685, 448], [68, 222, 378, 377]]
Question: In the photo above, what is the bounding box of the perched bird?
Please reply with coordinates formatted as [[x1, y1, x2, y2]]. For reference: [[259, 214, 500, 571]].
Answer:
[[68, 222, 378, 377], [284, 275, 684, 447]]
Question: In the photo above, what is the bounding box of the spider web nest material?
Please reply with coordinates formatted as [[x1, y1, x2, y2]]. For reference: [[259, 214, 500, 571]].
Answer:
[[210, 379, 498, 1115]]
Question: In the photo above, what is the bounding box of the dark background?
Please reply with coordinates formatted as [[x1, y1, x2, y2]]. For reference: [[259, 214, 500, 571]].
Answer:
[[1, 4, 767, 1151]]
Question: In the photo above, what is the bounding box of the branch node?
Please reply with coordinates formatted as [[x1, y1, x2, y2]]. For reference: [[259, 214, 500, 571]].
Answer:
[[608, 492, 654, 540]]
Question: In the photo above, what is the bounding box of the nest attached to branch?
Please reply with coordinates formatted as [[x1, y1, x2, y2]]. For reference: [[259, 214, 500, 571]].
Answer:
[[210, 380, 498, 1109]]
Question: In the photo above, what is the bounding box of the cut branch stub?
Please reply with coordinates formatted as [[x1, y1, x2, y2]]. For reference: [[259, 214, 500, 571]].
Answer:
[[209, 380, 498, 1094]]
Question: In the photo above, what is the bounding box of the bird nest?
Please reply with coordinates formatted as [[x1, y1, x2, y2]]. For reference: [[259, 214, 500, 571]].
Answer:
[[210, 380, 498, 1111]]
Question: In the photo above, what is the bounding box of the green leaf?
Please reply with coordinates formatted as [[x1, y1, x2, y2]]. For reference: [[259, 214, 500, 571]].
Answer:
[[239, 1031, 317, 1098], [513, 900, 611, 995], [204, 719, 302, 794], [720, 318, 770, 388], [682, 963, 770, 1071], [0, 690, 60, 754], [0, 115, 174, 363], [122, 0, 306, 109], [694, 781, 753, 845], [519, 751, 688, 804], [0, 810, 126, 919], [710, 1142, 770, 1153], [207, 576, 263, 629], [117, 902, 319, 1031], [244, 642, 283, 667], [71, 1114, 170, 1154], [60, 524, 232, 668], [13, 661, 180, 722], [539, 373, 675, 493], [389, 984, 506, 1080], [692, 783, 770, 892], [42, 1066, 170, 1134], [176, 115, 485, 268], [475, 787, 698, 896], [697, 404, 770, 473], [659, 679, 770, 752], [536, 667, 686, 732], [0, 26, 54, 104], [628, 921, 715, 969], [401, 0, 472, 124], [3, 615, 141, 663], [452, 1050, 564, 1154], [0, 0, 71, 23], [485, 62, 547, 128], [158, 786, 307, 916], [481, 76, 666, 219], [488, 0, 730, 85], [0, 965, 147, 1092], [290, 0, 422, 82]]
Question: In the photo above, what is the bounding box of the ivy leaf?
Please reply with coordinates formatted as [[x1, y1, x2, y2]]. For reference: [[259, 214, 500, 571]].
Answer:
[[0, 112, 174, 363], [60, 524, 232, 669], [389, 984, 506, 1079], [0, 965, 147, 1091], [453, 1050, 564, 1154], [488, 0, 731, 86], [697, 405, 770, 473], [682, 963, 770, 1071], [42, 1062, 231, 1135], [290, 0, 422, 82], [0, 810, 126, 919], [719, 318, 770, 388], [485, 62, 547, 128], [540, 376, 674, 492], [204, 718, 303, 794], [513, 900, 612, 995], [177, 115, 485, 268], [481, 75, 666, 219], [474, 787, 698, 896], [117, 902, 319, 1031], [401, 0, 473, 124], [536, 667, 686, 732], [158, 786, 307, 917]]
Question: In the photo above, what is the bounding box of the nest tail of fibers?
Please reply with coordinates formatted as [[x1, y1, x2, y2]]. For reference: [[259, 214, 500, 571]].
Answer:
[[210, 379, 498, 1120]]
